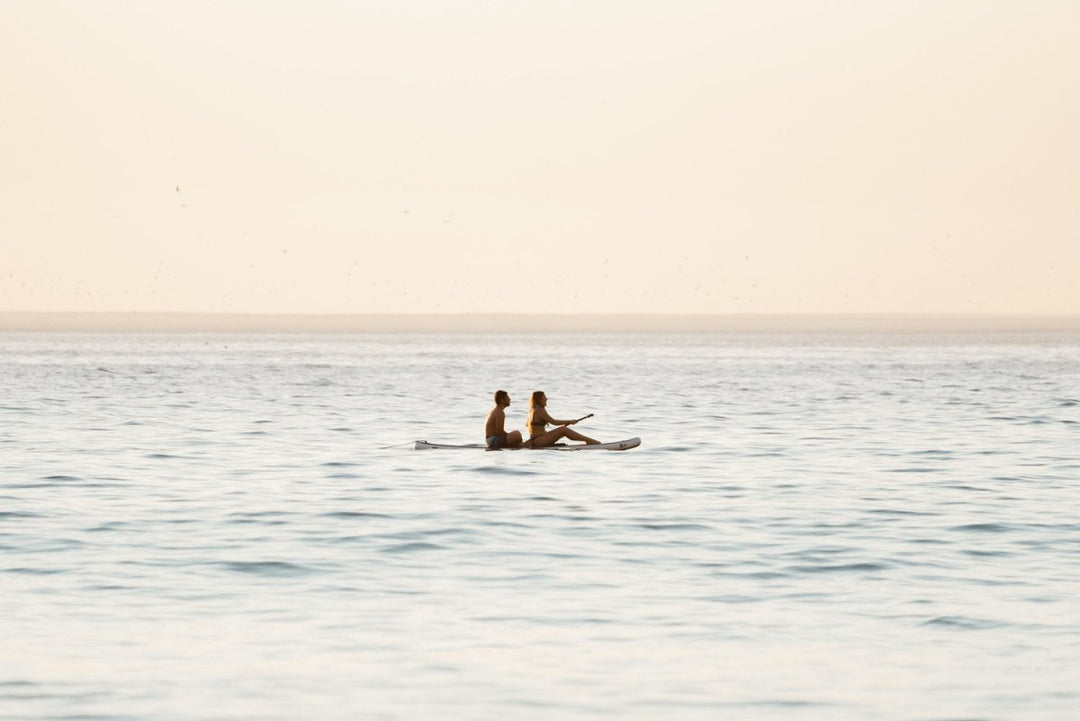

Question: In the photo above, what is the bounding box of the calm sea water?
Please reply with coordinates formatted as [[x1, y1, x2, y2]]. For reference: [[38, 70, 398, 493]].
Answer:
[[2, 332, 1078, 721]]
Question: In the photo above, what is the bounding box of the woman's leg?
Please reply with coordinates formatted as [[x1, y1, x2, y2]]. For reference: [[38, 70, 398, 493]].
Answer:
[[529, 426, 599, 447], [559, 427, 598, 444]]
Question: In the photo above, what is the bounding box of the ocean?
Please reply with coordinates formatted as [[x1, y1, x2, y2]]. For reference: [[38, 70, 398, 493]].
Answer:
[[2, 331, 1078, 720]]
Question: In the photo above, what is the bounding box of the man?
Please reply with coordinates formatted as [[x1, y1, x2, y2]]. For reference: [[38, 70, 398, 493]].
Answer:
[[485, 390, 524, 449]]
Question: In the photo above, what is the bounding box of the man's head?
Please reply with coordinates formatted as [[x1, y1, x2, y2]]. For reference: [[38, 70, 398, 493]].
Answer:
[[494, 390, 510, 406]]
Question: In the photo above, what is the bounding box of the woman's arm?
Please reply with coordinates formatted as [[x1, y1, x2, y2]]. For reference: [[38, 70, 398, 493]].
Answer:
[[542, 408, 575, 426]]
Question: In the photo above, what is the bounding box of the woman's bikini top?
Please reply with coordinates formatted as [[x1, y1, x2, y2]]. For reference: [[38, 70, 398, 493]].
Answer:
[[527, 410, 547, 434]]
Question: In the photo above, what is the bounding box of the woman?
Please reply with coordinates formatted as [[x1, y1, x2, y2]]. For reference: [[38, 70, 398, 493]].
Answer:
[[525, 390, 599, 447]]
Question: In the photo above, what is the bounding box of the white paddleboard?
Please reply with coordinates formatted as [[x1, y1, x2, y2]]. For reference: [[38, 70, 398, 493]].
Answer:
[[414, 437, 641, 451]]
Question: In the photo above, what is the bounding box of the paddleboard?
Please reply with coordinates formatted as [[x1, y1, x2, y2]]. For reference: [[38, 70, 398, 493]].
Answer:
[[414, 437, 641, 451]]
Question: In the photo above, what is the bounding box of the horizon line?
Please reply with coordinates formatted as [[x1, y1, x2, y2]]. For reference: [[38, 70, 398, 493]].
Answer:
[[2, 311, 1080, 333]]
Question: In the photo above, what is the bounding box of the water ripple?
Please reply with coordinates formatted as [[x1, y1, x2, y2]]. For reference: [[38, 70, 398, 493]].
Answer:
[[5, 566, 67, 575], [921, 615, 1009, 631], [0, 511, 43, 520], [321, 511, 393, 520], [469, 466, 542, 476], [381, 542, 444, 553], [786, 562, 891, 574], [950, 523, 1015, 533], [217, 561, 322, 577]]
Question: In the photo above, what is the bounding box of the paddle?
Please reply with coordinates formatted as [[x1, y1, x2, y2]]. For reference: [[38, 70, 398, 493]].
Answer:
[[566, 413, 593, 426]]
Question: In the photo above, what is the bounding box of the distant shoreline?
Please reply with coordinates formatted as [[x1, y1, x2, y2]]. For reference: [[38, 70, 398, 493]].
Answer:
[[2, 312, 1080, 334]]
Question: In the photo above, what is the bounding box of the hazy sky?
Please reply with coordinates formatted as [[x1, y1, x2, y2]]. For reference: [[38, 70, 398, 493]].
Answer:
[[3, 1, 1078, 315]]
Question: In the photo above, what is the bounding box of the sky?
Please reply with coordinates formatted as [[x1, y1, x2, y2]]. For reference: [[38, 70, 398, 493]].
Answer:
[[2, 0, 1078, 316]]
